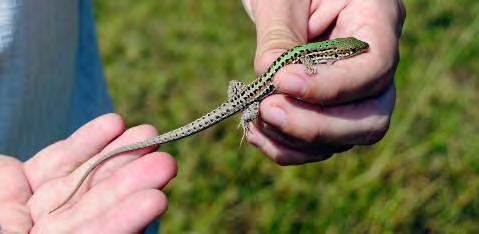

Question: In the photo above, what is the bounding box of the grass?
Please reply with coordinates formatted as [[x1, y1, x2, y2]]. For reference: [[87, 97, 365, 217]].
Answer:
[[94, 0, 479, 232]]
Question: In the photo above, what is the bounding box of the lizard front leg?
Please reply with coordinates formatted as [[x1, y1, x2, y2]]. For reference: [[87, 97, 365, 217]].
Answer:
[[300, 54, 333, 76], [300, 56, 317, 75]]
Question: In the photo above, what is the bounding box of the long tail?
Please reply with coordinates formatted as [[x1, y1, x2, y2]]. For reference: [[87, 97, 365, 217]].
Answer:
[[48, 145, 144, 213], [49, 100, 247, 213]]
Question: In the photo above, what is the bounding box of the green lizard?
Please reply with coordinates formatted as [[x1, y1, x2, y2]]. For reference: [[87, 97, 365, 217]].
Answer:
[[50, 37, 369, 213]]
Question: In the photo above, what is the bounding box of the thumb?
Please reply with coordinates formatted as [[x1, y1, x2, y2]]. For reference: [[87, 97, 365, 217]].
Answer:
[[250, 0, 310, 74]]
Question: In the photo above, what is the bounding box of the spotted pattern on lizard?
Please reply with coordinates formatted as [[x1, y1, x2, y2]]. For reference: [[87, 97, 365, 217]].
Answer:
[[49, 37, 369, 213]]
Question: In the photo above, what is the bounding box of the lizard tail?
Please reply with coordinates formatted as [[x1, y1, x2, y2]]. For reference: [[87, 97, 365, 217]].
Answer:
[[48, 145, 142, 214]]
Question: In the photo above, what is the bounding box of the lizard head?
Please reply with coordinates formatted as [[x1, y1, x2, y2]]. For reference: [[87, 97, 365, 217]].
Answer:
[[334, 37, 369, 59]]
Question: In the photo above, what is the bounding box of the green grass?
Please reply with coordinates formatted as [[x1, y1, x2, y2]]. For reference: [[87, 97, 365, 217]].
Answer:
[[94, 0, 479, 232]]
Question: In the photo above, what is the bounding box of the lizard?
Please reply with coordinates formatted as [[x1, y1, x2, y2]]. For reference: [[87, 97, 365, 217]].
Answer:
[[49, 37, 369, 213]]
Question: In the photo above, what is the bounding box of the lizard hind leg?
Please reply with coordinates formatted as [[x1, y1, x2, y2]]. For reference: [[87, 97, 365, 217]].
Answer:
[[238, 101, 259, 146]]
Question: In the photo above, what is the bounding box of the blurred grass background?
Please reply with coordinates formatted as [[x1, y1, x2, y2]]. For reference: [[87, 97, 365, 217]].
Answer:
[[94, 0, 479, 233]]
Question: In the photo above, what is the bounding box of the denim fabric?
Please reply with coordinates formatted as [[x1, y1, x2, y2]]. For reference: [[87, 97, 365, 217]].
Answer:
[[0, 0, 113, 160]]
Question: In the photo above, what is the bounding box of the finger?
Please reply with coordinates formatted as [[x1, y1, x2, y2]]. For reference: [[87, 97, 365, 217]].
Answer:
[[24, 113, 125, 189], [71, 124, 160, 187], [80, 190, 167, 233], [259, 82, 395, 146], [252, 0, 310, 73], [259, 122, 354, 152], [0, 157, 32, 233], [71, 152, 176, 217], [247, 124, 338, 165], [28, 125, 160, 216], [0, 157, 31, 203], [308, 0, 347, 39]]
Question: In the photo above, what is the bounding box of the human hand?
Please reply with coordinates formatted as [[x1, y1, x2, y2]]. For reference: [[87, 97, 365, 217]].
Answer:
[[242, 0, 405, 165], [0, 114, 176, 233]]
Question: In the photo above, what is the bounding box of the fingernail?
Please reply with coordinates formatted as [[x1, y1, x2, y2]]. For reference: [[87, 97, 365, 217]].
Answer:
[[262, 105, 287, 128], [276, 73, 306, 96]]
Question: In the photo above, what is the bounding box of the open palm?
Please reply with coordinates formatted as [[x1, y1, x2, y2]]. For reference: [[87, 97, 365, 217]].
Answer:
[[0, 114, 176, 233]]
